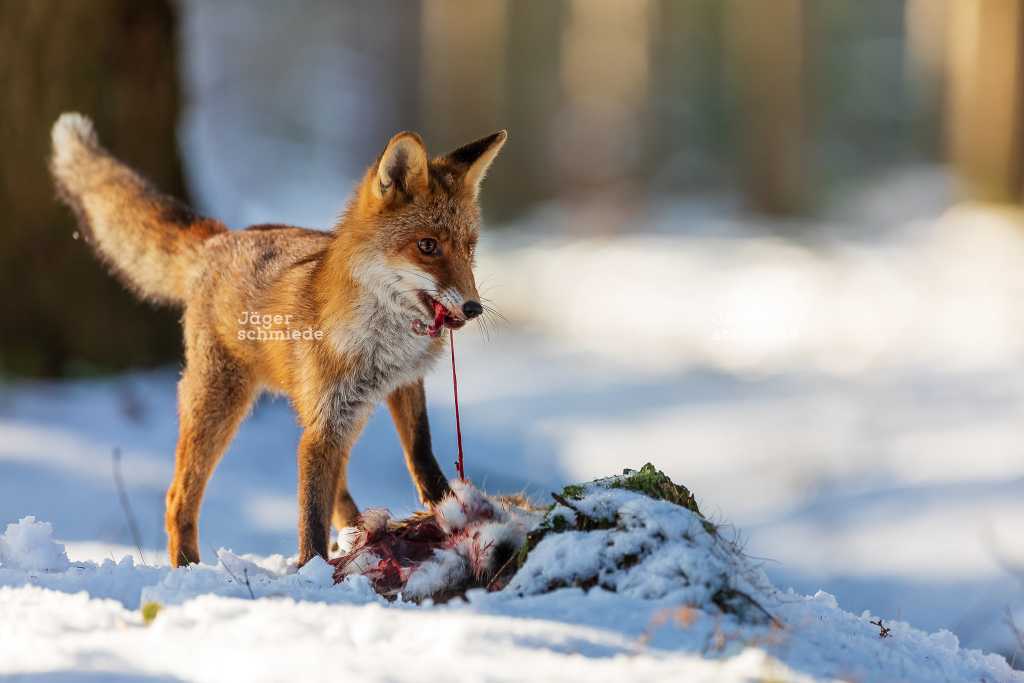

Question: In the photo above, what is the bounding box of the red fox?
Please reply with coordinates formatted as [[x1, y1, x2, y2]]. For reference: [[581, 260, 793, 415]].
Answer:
[[49, 112, 506, 566]]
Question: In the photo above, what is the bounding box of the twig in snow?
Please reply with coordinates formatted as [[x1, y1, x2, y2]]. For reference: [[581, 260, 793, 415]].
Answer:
[[243, 568, 255, 599], [1004, 607, 1023, 669], [549, 492, 581, 513], [217, 549, 256, 600], [485, 551, 519, 592], [869, 618, 891, 639], [111, 447, 146, 566]]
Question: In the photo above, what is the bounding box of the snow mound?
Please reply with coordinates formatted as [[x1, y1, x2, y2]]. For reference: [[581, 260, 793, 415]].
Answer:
[[0, 516, 69, 571], [506, 465, 776, 624]]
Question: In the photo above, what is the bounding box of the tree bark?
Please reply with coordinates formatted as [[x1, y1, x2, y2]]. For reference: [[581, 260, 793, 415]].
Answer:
[[726, 0, 808, 215], [0, 0, 186, 376], [946, 0, 1024, 204]]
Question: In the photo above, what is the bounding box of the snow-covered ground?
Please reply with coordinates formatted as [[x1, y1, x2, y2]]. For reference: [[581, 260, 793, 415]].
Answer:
[[0, 495, 1018, 682], [2, 180, 1024, 679]]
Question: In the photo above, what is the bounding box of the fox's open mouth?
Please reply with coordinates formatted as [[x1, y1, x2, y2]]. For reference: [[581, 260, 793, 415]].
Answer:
[[412, 292, 465, 337]]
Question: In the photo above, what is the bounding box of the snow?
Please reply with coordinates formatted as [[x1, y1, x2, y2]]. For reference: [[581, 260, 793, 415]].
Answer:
[[0, 514, 1019, 682], [2, 585, 824, 683], [0, 516, 69, 571], [0, 471, 1020, 681], [507, 480, 776, 622]]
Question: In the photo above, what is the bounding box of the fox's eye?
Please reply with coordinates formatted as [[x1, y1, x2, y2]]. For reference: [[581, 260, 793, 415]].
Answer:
[[417, 238, 438, 255]]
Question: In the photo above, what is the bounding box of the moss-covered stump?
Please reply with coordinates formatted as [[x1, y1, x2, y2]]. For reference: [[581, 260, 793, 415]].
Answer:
[[499, 464, 776, 626]]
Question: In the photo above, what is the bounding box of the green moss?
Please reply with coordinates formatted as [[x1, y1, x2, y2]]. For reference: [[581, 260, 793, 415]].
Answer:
[[515, 464, 715, 570], [548, 514, 572, 533], [141, 601, 162, 625], [560, 484, 585, 500], [609, 463, 703, 516]]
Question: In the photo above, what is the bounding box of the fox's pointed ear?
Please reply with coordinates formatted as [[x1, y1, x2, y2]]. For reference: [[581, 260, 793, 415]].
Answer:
[[374, 132, 429, 200], [443, 130, 508, 199]]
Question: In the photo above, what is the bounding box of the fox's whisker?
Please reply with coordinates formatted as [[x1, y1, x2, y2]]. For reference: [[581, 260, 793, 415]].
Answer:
[[481, 305, 508, 323], [475, 314, 493, 342]]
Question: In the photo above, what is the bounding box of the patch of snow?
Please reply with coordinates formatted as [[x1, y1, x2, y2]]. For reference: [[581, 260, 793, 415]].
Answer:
[[0, 520, 1019, 682], [139, 556, 380, 609], [508, 484, 773, 625], [296, 555, 335, 587], [0, 516, 69, 571], [0, 554, 161, 609], [0, 584, 823, 683]]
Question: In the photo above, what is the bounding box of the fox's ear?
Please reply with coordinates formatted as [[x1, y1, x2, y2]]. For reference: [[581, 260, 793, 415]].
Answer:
[[375, 132, 429, 200], [442, 130, 508, 199]]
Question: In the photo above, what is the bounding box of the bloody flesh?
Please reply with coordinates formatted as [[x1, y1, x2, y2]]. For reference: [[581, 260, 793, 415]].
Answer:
[[426, 301, 447, 338]]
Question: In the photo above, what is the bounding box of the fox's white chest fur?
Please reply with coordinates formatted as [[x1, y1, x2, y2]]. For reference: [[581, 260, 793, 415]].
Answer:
[[346, 293, 439, 396], [350, 257, 443, 391], [318, 269, 441, 434]]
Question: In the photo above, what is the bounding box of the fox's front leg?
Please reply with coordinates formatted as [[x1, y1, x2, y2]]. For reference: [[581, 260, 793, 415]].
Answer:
[[297, 408, 369, 564], [297, 427, 344, 564], [387, 379, 450, 505]]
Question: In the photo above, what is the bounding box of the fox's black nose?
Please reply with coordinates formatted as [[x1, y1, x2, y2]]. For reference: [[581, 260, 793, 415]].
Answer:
[[462, 300, 483, 319]]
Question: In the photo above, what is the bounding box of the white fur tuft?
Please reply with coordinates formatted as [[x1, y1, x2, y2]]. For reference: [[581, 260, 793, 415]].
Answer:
[[358, 508, 392, 538], [51, 112, 98, 168], [402, 549, 468, 601], [468, 520, 528, 577], [435, 496, 468, 533], [435, 479, 502, 534], [474, 520, 527, 554], [335, 526, 361, 555], [339, 550, 382, 577]]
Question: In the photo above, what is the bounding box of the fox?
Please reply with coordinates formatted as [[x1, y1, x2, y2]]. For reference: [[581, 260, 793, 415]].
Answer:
[[49, 112, 506, 567]]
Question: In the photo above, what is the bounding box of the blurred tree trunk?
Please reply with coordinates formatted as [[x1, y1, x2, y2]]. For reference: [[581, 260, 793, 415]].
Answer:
[[0, 0, 185, 377], [500, 0, 566, 220], [946, 0, 1024, 204], [726, 0, 808, 215], [649, 0, 729, 195], [419, 0, 509, 216], [359, 1, 424, 148], [905, 0, 949, 159], [420, 1, 508, 149], [558, 0, 653, 234]]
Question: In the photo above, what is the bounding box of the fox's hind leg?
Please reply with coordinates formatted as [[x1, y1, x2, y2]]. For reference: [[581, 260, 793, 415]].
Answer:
[[387, 379, 450, 506], [165, 339, 255, 566]]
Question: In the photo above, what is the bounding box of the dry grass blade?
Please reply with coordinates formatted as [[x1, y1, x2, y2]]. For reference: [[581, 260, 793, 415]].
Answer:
[[111, 447, 146, 566]]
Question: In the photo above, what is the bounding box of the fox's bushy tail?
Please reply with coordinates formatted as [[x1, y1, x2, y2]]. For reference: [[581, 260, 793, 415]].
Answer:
[[49, 112, 226, 305]]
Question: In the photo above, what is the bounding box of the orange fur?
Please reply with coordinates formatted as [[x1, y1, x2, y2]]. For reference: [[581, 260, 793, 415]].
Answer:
[[50, 113, 506, 565]]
